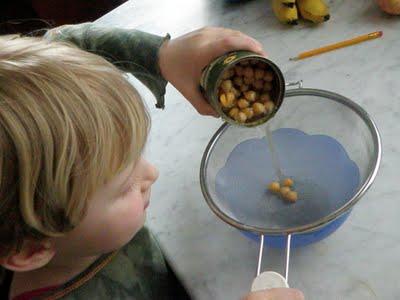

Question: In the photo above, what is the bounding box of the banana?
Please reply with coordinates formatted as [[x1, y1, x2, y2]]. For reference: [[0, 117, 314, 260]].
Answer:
[[272, 0, 299, 25], [281, 0, 296, 8], [296, 0, 330, 23]]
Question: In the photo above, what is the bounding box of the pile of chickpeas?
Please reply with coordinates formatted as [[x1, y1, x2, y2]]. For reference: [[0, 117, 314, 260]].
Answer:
[[218, 59, 276, 124], [268, 178, 298, 203]]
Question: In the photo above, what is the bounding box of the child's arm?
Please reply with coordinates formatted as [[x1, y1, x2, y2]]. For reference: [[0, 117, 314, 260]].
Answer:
[[45, 23, 169, 109], [46, 24, 266, 116]]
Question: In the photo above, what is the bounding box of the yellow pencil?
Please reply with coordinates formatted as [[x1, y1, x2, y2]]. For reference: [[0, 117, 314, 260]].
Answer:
[[290, 31, 383, 61]]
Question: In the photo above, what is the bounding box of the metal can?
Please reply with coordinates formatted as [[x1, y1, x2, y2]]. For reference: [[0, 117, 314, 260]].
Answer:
[[200, 50, 285, 127]]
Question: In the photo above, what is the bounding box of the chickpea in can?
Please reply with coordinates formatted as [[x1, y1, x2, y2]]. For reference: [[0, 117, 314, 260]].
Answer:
[[217, 58, 277, 125]]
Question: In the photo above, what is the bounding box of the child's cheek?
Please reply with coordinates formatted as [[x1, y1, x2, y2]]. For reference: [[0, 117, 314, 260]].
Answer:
[[102, 192, 146, 249]]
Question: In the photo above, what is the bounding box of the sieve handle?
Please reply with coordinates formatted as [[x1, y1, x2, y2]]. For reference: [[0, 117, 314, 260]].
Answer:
[[251, 234, 291, 291], [251, 271, 289, 291], [285, 80, 303, 89]]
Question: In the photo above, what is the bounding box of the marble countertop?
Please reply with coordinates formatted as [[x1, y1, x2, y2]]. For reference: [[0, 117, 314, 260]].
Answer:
[[98, 1, 400, 299]]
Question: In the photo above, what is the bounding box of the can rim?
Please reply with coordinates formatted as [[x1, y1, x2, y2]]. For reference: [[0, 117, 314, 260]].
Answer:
[[199, 88, 382, 235]]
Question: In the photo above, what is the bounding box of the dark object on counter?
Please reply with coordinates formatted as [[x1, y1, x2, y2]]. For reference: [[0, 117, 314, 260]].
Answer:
[[0, 0, 127, 35]]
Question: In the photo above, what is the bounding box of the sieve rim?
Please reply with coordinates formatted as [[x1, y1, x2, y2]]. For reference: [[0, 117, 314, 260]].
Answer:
[[200, 88, 382, 235]]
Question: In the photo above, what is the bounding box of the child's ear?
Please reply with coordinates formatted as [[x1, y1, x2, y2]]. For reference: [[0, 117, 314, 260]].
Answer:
[[0, 239, 55, 272]]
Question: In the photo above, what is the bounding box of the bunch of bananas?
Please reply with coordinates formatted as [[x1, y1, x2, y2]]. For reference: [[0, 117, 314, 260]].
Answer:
[[272, 0, 330, 25]]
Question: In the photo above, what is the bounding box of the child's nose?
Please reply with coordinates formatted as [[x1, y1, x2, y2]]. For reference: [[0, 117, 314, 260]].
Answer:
[[142, 159, 159, 183], [148, 163, 159, 183], [141, 161, 158, 194]]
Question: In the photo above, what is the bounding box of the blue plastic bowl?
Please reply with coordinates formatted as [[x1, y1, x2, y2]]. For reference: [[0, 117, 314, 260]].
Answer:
[[214, 128, 360, 247], [241, 210, 351, 248]]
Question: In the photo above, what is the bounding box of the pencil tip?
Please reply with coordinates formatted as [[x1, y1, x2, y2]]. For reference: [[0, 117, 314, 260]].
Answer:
[[289, 57, 297, 61]]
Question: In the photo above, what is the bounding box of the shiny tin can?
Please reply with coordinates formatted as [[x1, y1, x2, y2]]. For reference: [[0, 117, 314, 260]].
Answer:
[[200, 50, 285, 127]]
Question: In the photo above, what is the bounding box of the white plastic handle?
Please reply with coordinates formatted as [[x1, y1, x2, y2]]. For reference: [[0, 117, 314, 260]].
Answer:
[[252, 234, 291, 292], [251, 271, 289, 292]]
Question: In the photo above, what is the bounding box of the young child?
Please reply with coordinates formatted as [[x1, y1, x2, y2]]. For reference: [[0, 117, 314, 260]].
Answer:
[[0, 23, 304, 300]]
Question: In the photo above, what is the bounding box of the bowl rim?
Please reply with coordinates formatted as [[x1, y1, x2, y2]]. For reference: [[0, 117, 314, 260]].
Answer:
[[199, 88, 382, 235]]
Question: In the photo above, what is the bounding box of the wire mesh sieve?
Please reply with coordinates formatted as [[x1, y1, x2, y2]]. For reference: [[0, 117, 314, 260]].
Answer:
[[200, 88, 381, 286]]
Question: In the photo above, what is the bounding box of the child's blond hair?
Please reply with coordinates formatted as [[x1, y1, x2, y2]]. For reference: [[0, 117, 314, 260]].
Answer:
[[0, 35, 150, 257]]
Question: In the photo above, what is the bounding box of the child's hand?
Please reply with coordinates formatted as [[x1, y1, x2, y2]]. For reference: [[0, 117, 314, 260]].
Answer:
[[243, 288, 305, 300], [159, 27, 266, 116]]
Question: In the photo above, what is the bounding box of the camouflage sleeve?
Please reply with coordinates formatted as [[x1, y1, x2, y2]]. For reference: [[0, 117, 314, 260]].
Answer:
[[44, 23, 170, 109]]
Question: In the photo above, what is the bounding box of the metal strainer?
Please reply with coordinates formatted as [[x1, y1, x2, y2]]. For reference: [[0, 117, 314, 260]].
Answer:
[[200, 86, 381, 290]]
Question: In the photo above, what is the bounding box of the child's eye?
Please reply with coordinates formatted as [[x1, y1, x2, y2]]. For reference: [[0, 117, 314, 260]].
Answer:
[[121, 184, 134, 198]]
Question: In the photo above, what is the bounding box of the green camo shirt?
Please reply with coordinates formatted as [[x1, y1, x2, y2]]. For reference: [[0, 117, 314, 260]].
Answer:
[[45, 22, 170, 109]]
